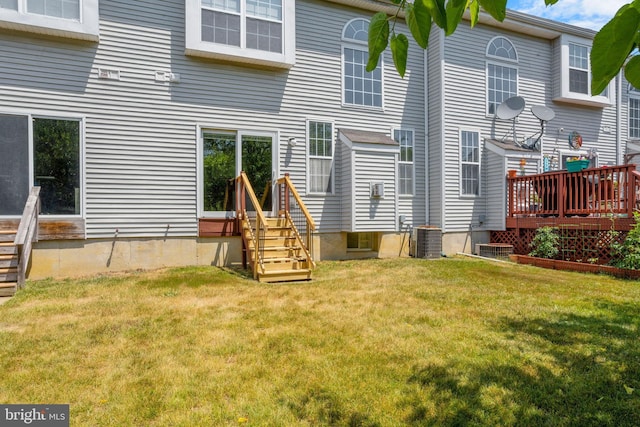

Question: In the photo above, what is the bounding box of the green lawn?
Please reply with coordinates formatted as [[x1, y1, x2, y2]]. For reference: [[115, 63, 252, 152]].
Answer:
[[0, 258, 639, 426]]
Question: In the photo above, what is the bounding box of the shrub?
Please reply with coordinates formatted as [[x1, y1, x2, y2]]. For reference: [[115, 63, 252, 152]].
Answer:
[[610, 211, 640, 270], [529, 227, 559, 259]]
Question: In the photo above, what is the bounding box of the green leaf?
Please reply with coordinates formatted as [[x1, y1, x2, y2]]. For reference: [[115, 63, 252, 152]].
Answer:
[[425, 0, 447, 32], [591, 5, 640, 94], [468, 0, 480, 28], [624, 384, 635, 395], [625, 55, 640, 90], [544, 0, 559, 5], [391, 33, 409, 78], [405, 1, 432, 49], [478, 0, 507, 22], [446, 0, 467, 35], [367, 12, 390, 72]]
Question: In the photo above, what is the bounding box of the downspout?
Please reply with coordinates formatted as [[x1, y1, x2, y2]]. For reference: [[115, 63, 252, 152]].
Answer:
[[617, 72, 623, 164], [424, 45, 430, 225], [439, 29, 446, 233]]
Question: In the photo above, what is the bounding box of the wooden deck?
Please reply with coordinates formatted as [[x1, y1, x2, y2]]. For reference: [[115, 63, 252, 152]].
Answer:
[[492, 165, 640, 263]]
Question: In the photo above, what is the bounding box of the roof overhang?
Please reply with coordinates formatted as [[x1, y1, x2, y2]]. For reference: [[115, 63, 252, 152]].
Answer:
[[324, 1, 596, 40], [339, 128, 399, 152]]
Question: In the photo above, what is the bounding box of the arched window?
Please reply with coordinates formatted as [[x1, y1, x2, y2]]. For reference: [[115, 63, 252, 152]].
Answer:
[[486, 36, 518, 61], [486, 36, 518, 115], [629, 84, 640, 138], [342, 19, 383, 108]]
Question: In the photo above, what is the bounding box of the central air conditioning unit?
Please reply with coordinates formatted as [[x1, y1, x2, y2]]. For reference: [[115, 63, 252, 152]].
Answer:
[[411, 226, 442, 259]]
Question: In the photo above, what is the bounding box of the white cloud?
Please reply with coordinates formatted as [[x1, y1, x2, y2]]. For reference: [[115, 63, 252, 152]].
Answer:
[[508, 0, 627, 30]]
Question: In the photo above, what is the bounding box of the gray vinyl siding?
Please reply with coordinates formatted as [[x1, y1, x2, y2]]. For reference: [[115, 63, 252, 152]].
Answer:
[[0, 0, 427, 238], [484, 149, 507, 230], [352, 150, 397, 232], [440, 23, 619, 232], [338, 140, 353, 231], [427, 29, 444, 229]]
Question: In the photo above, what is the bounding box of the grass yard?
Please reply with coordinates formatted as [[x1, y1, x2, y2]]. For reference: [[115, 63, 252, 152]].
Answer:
[[0, 257, 639, 426]]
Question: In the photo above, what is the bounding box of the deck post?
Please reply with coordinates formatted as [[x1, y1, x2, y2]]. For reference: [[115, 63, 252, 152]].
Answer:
[[508, 176, 514, 218]]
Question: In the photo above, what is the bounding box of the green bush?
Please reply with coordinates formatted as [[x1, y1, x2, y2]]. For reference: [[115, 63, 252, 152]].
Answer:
[[529, 227, 559, 259], [610, 211, 640, 270]]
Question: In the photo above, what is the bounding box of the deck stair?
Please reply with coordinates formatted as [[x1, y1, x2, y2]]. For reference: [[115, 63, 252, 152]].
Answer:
[[236, 172, 316, 283], [243, 217, 312, 282], [0, 230, 18, 296]]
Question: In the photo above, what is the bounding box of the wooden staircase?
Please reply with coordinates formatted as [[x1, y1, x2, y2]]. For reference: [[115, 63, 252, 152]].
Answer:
[[0, 230, 18, 296], [243, 217, 312, 283], [236, 172, 316, 283]]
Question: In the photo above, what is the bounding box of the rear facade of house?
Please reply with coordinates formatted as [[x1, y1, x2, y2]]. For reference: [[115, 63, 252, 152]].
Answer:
[[0, 0, 635, 280], [0, 0, 427, 279]]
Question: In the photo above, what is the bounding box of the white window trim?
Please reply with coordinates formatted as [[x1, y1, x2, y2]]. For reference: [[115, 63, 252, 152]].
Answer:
[[554, 34, 614, 107], [485, 60, 519, 117], [0, 0, 99, 41], [0, 109, 86, 219], [557, 149, 598, 170], [459, 128, 481, 198], [486, 36, 518, 62], [196, 124, 278, 218], [393, 127, 415, 197], [305, 118, 335, 196], [185, 0, 295, 69], [629, 84, 640, 139], [341, 18, 384, 111]]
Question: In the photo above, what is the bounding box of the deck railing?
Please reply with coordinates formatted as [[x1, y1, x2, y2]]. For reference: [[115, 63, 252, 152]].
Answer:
[[236, 172, 268, 279], [276, 173, 316, 268], [507, 164, 639, 218], [14, 186, 41, 289]]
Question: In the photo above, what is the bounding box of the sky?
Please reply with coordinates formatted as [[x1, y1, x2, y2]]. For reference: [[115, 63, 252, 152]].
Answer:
[[506, 0, 627, 30]]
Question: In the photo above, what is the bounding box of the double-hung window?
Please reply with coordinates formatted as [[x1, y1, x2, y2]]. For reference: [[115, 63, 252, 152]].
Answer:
[[307, 120, 333, 194], [0, 0, 99, 40], [630, 85, 640, 139], [342, 18, 383, 108], [186, 0, 295, 68], [486, 36, 518, 115], [460, 130, 480, 196], [554, 35, 613, 106], [394, 129, 414, 195]]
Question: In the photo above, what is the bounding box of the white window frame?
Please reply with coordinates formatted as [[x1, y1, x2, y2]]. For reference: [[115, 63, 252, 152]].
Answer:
[[460, 129, 481, 197], [0, 0, 99, 41], [306, 119, 335, 195], [196, 125, 278, 218], [555, 35, 614, 107], [0, 109, 85, 219], [558, 149, 598, 170], [486, 36, 518, 117], [629, 84, 640, 139], [341, 18, 384, 110], [185, 0, 295, 69], [393, 127, 414, 196]]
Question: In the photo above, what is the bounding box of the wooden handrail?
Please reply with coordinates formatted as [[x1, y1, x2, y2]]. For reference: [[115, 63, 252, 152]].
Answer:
[[236, 172, 268, 279], [237, 171, 268, 229], [14, 186, 41, 289], [276, 175, 316, 231]]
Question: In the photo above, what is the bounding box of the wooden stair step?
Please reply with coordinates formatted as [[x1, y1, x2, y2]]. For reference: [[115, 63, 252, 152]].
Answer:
[[257, 269, 312, 283], [0, 282, 17, 297]]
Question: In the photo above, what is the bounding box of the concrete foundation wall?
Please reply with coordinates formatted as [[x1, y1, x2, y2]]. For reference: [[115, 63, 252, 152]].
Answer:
[[441, 230, 490, 255], [28, 231, 415, 280]]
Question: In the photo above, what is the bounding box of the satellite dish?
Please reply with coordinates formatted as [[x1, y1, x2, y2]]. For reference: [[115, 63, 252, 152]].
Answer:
[[568, 131, 583, 149], [496, 96, 526, 120], [531, 105, 555, 122]]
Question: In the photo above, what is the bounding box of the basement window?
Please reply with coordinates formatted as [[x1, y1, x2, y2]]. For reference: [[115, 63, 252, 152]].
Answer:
[[347, 232, 375, 251]]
